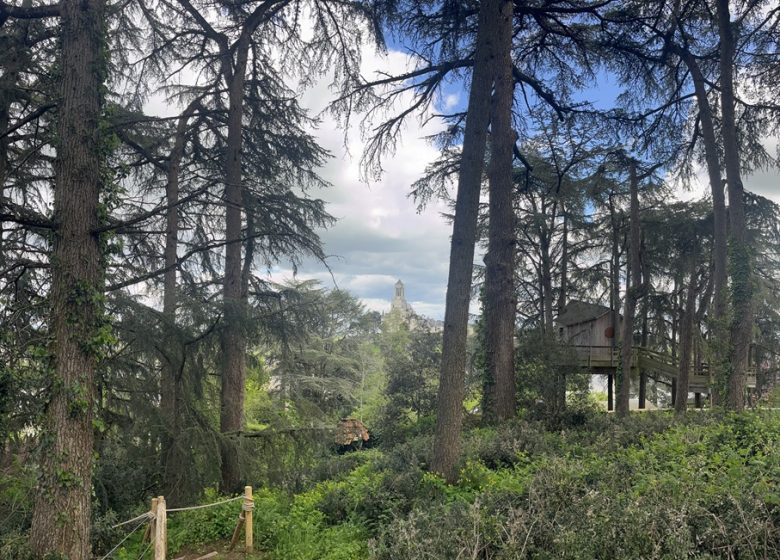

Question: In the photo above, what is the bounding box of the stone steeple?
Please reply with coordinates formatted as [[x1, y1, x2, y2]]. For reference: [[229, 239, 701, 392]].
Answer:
[[391, 279, 414, 315]]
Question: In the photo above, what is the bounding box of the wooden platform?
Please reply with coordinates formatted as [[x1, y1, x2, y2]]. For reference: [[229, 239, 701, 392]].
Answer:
[[564, 345, 757, 392]]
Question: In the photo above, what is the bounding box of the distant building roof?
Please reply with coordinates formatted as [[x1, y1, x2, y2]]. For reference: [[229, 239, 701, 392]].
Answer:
[[556, 300, 613, 327]]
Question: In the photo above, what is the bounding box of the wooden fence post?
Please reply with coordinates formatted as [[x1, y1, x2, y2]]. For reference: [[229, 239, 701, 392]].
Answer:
[[154, 496, 166, 560], [147, 497, 158, 546], [244, 486, 254, 553]]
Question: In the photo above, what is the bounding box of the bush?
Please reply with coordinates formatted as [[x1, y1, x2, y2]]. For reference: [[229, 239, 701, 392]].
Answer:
[[91, 412, 780, 560], [372, 412, 780, 559]]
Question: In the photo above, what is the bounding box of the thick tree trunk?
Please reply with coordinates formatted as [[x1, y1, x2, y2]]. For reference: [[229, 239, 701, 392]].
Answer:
[[431, 0, 505, 482], [220, 41, 250, 493], [675, 247, 697, 415], [29, 1, 106, 557], [617, 161, 641, 417], [482, 0, 515, 425], [717, 0, 752, 411]]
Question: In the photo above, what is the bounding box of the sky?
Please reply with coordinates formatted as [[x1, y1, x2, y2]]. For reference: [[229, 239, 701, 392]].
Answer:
[[261, 45, 780, 321], [141, 36, 780, 322], [268, 47, 460, 319]]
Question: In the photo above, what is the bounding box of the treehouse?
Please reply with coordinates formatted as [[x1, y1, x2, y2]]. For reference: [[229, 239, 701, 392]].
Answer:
[[556, 300, 622, 366], [556, 299, 757, 410]]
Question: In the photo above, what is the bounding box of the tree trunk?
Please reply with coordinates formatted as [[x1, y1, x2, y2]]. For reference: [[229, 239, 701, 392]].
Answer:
[[639, 294, 648, 409], [30, 1, 106, 557], [608, 193, 621, 360], [557, 210, 568, 315], [482, 0, 515, 425], [609, 202, 620, 415], [675, 246, 697, 415], [431, 0, 505, 482], [617, 160, 641, 417], [540, 235, 555, 334], [161, 104, 196, 505], [717, 0, 752, 411], [680, 50, 729, 402], [671, 271, 680, 360], [220, 40, 251, 493]]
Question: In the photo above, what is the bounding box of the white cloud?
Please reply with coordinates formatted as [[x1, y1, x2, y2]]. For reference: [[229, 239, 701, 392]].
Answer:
[[443, 93, 460, 110], [261, 45, 456, 319]]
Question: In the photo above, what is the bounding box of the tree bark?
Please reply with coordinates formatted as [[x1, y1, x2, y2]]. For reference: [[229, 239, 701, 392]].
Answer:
[[608, 193, 620, 360], [639, 293, 648, 409], [617, 160, 641, 417], [608, 196, 620, 414], [482, 0, 515, 425], [29, 1, 106, 557], [161, 103, 196, 505], [679, 52, 727, 319], [679, 50, 729, 402], [717, 0, 752, 411], [431, 0, 505, 482], [220, 38, 250, 493]]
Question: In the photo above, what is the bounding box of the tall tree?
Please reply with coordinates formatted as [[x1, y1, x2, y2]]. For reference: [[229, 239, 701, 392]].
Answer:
[[160, 101, 199, 504], [29, 0, 107, 557], [717, 0, 752, 411], [482, 0, 516, 424], [431, 0, 505, 481], [157, 0, 367, 490]]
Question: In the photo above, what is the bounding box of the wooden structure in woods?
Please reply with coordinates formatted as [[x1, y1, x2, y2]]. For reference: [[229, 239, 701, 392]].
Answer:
[[556, 300, 757, 410], [335, 418, 370, 447]]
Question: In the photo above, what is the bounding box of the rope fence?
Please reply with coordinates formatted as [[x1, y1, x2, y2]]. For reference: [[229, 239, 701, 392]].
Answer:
[[111, 511, 154, 529], [166, 495, 243, 513], [101, 486, 255, 560], [99, 516, 150, 560]]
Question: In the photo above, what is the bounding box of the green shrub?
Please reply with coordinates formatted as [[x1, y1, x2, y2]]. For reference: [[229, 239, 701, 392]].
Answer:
[[0, 532, 34, 560], [372, 412, 780, 559]]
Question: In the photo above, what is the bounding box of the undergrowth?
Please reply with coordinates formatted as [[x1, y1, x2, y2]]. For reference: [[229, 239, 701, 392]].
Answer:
[[5, 411, 779, 559]]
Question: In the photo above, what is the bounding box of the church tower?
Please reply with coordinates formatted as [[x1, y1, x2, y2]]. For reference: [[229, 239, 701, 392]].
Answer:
[[395, 279, 404, 300], [391, 279, 413, 315]]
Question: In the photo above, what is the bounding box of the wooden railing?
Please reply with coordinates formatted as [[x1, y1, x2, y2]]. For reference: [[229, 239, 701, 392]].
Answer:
[[565, 345, 757, 389]]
